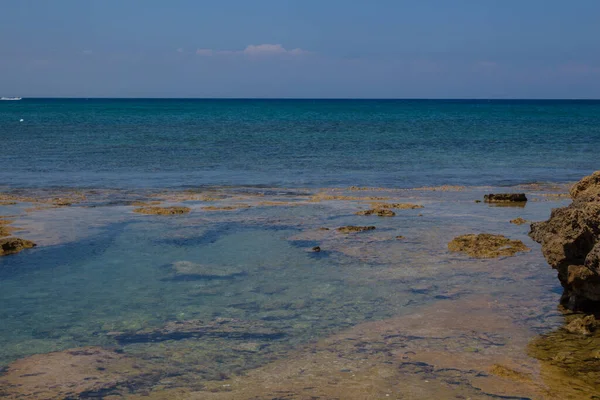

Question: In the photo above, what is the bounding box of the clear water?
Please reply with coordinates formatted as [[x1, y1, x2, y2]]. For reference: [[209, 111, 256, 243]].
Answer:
[[1, 99, 598, 188], [0, 99, 598, 397]]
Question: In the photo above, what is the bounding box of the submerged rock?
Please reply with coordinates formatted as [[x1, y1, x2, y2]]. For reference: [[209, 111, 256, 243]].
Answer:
[[355, 209, 396, 217], [336, 226, 376, 234], [529, 171, 600, 310], [371, 202, 424, 210], [108, 318, 285, 344], [311, 246, 321, 252], [133, 206, 191, 215], [510, 217, 528, 225], [171, 261, 244, 279], [448, 234, 530, 258], [0, 237, 36, 256], [484, 193, 528, 203], [0, 346, 154, 399]]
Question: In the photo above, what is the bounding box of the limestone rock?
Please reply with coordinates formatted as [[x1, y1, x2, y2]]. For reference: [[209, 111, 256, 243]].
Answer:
[[355, 209, 396, 217], [529, 171, 600, 309], [0, 237, 36, 257], [448, 234, 529, 258]]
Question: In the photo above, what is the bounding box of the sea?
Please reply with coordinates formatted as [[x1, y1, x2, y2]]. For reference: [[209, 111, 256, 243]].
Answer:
[[0, 99, 599, 398]]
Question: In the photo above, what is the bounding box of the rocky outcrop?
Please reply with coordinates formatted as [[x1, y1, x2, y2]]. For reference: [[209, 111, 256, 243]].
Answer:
[[336, 226, 376, 234], [370, 202, 424, 210], [108, 318, 285, 344], [510, 217, 527, 225], [484, 193, 527, 203], [355, 209, 396, 217], [529, 171, 600, 310], [0, 237, 36, 256], [0, 347, 154, 399], [448, 234, 529, 258], [133, 206, 191, 215]]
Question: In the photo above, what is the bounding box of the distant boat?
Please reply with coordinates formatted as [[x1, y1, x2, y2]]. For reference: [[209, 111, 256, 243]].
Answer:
[[1, 97, 22, 101]]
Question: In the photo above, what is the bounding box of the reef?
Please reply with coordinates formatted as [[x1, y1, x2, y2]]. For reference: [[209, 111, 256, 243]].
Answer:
[[0, 237, 36, 257], [108, 318, 285, 345], [336, 226, 376, 234], [448, 234, 530, 258], [529, 171, 600, 310], [133, 206, 191, 215], [484, 193, 528, 203]]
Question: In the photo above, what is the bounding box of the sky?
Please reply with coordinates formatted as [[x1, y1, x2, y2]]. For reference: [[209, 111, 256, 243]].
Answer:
[[1, 0, 599, 98]]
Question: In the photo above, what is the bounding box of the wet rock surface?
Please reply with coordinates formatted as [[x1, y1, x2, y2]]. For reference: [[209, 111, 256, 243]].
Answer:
[[484, 193, 528, 203], [108, 318, 285, 345], [563, 314, 597, 335], [133, 206, 191, 215], [370, 202, 424, 209], [336, 225, 377, 234], [0, 346, 155, 399], [0, 237, 36, 257], [529, 171, 600, 310], [448, 234, 530, 258], [510, 217, 528, 225]]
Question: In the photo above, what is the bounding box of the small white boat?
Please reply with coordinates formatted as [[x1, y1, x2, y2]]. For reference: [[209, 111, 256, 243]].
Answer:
[[1, 97, 22, 101]]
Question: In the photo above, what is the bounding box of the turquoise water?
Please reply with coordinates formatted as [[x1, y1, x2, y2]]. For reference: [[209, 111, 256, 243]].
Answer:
[[1, 99, 599, 188]]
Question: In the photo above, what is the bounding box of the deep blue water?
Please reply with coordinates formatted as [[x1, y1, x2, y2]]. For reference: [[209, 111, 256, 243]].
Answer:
[[1, 99, 598, 188]]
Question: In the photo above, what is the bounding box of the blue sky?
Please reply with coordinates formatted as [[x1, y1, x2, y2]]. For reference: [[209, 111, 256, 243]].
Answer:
[[1, 0, 599, 98]]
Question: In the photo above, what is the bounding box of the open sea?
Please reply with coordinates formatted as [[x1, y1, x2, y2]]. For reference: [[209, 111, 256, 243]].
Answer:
[[1, 99, 599, 189], [0, 99, 599, 399]]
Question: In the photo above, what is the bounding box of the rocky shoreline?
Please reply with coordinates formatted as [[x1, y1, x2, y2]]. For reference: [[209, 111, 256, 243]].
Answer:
[[530, 171, 600, 311]]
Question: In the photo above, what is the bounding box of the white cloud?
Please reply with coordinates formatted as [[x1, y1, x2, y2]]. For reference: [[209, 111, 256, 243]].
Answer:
[[195, 44, 309, 57]]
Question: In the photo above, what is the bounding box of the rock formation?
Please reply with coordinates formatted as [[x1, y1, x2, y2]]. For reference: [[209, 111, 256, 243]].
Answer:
[[0, 237, 36, 256], [529, 171, 600, 310], [484, 193, 528, 203], [336, 226, 376, 234], [133, 206, 191, 215], [448, 234, 529, 258], [355, 209, 396, 217]]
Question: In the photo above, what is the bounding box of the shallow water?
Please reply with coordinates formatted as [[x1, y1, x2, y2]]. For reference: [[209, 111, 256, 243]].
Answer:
[[0, 186, 577, 397]]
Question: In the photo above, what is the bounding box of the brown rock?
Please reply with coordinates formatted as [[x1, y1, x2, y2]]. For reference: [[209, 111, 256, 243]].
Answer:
[[529, 171, 600, 309], [484, 193, 527, 203], [336, 226, 376, 234], [355, 209, 396, 217], [312, 246, 321, 252], [0, 237, 36, 256], [510, 217, 528, 225], [371, 202, 424, 210], [133, 206, 191, 215], [448, 234, 530, 258], [564, 315, 597, 335]]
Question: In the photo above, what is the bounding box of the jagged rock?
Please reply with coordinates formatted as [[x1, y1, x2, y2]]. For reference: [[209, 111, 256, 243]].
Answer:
[[448, 234, 530, 258], [336, 226, 376, 234], [0, 237, 36, 256], [355, 209, 396, 217], [171, 261, 245, 279], [529, 171, 600, 310], [0, 347, 154, 399], [108, 318, 285, 344], [133, 206, 191, 215], [484, 193, 527, 203], [564, 315, 597, 335]]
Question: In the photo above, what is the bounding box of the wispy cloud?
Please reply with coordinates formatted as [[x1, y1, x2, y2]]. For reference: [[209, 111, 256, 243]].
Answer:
[[196, 44, 310, 57]]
